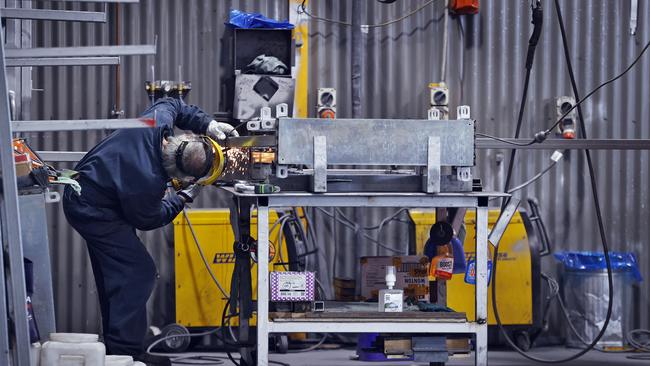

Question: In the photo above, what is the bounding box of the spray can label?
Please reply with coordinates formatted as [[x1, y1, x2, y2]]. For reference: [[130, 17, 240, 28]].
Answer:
[[433, 257, 454, 280], [464, 259, 493, 285]]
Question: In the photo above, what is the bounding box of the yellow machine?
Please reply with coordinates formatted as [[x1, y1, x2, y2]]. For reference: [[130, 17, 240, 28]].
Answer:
[[173, 209, 289, 328], [410, 209, 542, 347]]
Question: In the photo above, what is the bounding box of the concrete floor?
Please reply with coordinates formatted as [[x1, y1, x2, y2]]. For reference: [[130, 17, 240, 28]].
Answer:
[[169, 347, 649, 365]]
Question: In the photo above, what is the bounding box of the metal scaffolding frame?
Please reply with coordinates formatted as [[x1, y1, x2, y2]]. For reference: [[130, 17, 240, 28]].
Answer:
[[0, 24, 31, 366], [0, 1, 145, 364]]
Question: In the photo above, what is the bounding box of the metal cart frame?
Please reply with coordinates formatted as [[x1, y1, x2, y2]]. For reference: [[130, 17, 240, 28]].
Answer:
[[224, 187, 505, 366]]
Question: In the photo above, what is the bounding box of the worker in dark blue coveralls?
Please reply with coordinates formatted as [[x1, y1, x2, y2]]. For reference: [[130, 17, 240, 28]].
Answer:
[[62, 97, 237, 366]]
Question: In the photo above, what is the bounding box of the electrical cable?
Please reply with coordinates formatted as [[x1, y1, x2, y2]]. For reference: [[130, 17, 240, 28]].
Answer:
[[182, 209, 230, 299], [314, 207, 406, 254], [298, 0, 438, 28], [506, 151, 563, 194], [541, 37, 650, 138], [500, 0, 542, 211], [492, 1, 616, 362], [287, 334, 328, 353], [475, 132, 537, 146]]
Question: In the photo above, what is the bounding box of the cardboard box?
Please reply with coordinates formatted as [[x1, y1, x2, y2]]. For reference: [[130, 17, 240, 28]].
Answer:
[[270, 271, 315, 302], [360, 256, 430, 302]]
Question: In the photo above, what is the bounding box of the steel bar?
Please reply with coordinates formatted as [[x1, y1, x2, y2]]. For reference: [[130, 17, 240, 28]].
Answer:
[[268, 321, 479, 334], [41, 0, 138, 2], [0, 8, 106, 22], [6, 44, 156, 58], [6, 56, 119, 67], [0, 27, 31, 365], [36, 151, 85, 161], [256, 205, 270, 366], [13, 118, 153, 132], [475, 206, 489, 366], [476, 138, 650, 150], [223, 135, 276, 148]]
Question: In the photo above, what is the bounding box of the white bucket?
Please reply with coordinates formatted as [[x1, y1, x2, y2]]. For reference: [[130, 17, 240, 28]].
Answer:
[[40, 333, 105, 366]]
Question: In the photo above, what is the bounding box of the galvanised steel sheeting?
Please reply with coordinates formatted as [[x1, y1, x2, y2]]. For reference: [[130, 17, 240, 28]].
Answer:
[[22, 0, 650, 335], [277, 118, 474, 166]]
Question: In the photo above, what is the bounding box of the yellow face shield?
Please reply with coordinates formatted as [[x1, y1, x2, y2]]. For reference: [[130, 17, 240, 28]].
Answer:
[[195, 136, 225, 186], [171, 136, 226, 190]]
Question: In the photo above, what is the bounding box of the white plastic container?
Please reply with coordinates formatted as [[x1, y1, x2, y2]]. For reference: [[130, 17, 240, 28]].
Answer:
[[105, 355, 133, 366], [30, 342, 41, 366], [40, 333, 105, 366]]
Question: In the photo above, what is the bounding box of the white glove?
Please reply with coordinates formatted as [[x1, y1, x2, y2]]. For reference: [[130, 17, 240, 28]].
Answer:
[[207, 120, 239, 141]]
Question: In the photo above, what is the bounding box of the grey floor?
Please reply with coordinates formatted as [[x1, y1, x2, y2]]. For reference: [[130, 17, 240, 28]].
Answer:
[[169, 347, 649, 365]]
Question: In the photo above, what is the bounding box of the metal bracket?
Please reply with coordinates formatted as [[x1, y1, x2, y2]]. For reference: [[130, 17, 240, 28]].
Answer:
[[276, 165, 288, 179], [276, 103, 289, 118], [488, 198, 520, 247], [423, 136, 441, 193], [427, 108, 441, 121], [44, 190, 60, 203], [311, 136, 327, 192], [457, 105, 471, 120], [260, 107, 275, 130], [456, 167, 471, 182], [246, 119, 261, 131]]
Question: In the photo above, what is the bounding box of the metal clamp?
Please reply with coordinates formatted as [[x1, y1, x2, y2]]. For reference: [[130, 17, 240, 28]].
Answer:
[[457, 105, 471, 120]]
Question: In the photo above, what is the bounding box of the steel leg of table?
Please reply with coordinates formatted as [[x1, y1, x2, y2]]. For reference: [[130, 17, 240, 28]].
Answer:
[[257, 203, 270, 366], [475, 205, 489, 366]]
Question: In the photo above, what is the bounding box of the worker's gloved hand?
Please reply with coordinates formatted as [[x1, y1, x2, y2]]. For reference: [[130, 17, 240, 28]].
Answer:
[[178, 184, 202, 203], [207, 120, 239, 141]]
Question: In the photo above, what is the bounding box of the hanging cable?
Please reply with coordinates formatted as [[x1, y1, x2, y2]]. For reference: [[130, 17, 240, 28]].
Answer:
[[298, 0, 438, 28], [182, 209, 230, 299], [492, 1, 616, 362], [501, 0, 543, 210]]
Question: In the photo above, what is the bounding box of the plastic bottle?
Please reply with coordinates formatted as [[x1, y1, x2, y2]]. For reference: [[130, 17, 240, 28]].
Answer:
[[430, 243, 454, 280], [378, 266, 403, 312]]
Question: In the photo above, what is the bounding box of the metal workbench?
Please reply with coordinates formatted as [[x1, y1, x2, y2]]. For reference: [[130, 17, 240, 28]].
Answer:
[[222, 187, 506, 366]]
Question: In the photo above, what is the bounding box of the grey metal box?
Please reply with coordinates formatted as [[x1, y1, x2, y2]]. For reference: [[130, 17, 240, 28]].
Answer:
[[233, 74, 295, 121]]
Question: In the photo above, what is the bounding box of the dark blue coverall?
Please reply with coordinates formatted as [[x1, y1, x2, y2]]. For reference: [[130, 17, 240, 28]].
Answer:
[[62, 98, 213, 355]]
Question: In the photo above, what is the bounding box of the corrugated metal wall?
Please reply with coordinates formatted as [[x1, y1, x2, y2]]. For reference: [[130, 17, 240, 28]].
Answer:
[[21, 0, 650, 335]]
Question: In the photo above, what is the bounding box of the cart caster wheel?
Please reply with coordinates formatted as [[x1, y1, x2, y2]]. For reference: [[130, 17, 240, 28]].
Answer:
[[513, 330, 531, 351], [159, 323, 191, 353], [274, 335, 289, 354]]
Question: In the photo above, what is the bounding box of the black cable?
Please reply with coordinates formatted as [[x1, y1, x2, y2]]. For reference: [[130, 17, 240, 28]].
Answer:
[[492, 1, 615, 362], [298, 0, 437, 28], [501, 0, 543, 210], [475, 133, 537, 146]]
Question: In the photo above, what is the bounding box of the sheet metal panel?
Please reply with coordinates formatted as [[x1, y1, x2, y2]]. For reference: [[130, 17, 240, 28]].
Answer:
[[277, 118, 474, 166]]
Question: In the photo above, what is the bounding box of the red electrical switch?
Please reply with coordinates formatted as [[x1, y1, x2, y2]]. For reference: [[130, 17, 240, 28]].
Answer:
[[450, 0, 479, 14]]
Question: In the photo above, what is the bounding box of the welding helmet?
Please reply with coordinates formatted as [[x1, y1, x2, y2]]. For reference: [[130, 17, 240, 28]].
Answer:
[[174, 135, 226, 186]]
